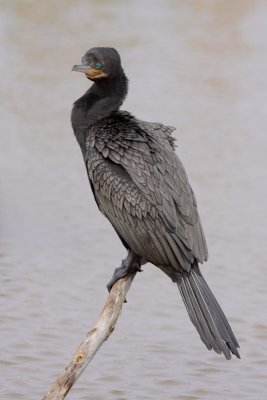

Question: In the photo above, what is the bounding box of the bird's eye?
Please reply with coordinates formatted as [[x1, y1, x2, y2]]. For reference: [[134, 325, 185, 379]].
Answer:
[[95, 62, 102, 70]]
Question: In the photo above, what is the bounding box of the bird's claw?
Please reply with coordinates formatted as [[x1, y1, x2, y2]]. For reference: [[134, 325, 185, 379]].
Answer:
[[107, 251, 141, 292]]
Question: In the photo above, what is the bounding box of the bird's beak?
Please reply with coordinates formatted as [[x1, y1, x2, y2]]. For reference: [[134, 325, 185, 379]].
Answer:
[[72, 64, 105, 78], [72, 63, 90, 73]]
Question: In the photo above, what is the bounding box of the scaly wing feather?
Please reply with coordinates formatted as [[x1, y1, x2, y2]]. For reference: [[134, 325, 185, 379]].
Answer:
[[86, 112, 208, 274]]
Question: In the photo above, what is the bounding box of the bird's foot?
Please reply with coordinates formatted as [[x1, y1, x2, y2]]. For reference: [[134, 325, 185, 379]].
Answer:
[[107, 250, 142, 292]]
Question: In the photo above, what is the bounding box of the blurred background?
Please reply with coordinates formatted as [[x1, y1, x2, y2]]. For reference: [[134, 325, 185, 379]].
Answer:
[[1, 0, 267, 399]]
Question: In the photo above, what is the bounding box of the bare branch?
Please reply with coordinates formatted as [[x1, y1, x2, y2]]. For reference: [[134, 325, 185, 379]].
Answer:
[[43, 272, 137, 400]]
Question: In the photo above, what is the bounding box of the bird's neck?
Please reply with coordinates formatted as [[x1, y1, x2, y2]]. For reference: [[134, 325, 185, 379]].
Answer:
[[75, 69, 128, 126]]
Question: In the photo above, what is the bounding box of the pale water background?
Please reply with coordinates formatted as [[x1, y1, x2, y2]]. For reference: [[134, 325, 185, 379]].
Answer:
[[1, 1, 267, 399]]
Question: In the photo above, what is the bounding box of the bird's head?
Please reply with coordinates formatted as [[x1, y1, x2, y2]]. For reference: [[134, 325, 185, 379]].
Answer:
[[72, 47, 122, 81]]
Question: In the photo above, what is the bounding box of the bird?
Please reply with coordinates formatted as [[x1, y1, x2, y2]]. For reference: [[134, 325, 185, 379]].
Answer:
[[71, 47, 240, 360]]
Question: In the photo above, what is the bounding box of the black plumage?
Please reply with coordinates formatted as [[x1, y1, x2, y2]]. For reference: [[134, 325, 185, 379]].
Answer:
[[71, 47, 240, 359]]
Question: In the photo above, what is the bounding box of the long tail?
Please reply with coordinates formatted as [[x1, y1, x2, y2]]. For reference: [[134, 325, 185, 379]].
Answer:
[[176, 263, 240, 359]]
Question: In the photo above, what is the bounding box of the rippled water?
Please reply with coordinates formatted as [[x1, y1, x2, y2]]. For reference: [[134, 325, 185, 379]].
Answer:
[[1, 1, 267, 399]]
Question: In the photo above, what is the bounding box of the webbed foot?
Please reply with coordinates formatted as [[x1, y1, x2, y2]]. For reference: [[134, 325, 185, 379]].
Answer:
[[107, 250, 142, 292]]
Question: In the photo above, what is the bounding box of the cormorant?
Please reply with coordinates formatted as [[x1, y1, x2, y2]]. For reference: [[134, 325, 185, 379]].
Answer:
[[71, 47, 240, 359]]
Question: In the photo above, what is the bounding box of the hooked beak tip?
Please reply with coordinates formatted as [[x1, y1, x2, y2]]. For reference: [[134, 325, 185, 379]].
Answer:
[[72, 65, 80, 72]]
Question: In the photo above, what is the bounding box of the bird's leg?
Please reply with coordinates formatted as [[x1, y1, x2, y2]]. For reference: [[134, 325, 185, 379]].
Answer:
[[107, 250, 142, 292]]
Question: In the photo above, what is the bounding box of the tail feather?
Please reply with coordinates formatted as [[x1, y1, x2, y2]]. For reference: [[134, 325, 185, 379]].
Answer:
[[192, 267, 240, 351], [182, 276, 224, 355], [177, 264, 240, 359]]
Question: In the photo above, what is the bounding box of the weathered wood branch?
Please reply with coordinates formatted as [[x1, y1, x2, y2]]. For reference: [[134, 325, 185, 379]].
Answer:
[[42, 272, 137, 400]]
